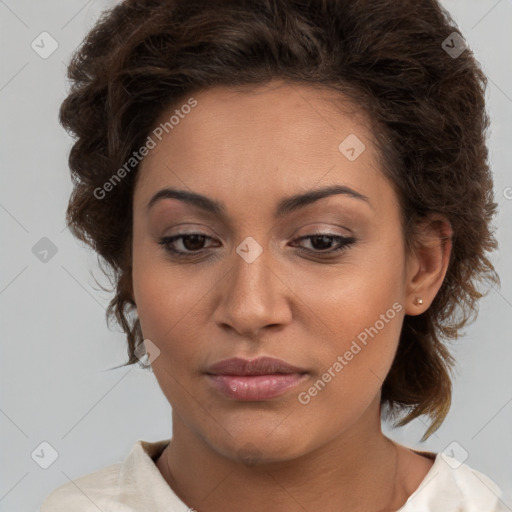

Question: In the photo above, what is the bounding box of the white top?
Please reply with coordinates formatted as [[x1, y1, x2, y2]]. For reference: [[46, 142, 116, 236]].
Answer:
[[40, 438, 509, 511]]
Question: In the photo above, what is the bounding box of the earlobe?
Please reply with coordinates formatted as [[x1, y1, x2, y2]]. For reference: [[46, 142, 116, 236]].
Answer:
[[404, 215, 453, 315], [413, 296, 423, 306]]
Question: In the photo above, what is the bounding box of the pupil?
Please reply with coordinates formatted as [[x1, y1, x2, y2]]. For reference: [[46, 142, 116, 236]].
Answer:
[[311, 235, 332, 250], [184, 235, 205, 251]]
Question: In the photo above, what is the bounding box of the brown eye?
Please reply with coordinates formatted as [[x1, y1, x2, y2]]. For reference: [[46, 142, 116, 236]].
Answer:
[[158, 232, 356, 259], [158, 233, 217, 257], [293, 234, 356, 254]]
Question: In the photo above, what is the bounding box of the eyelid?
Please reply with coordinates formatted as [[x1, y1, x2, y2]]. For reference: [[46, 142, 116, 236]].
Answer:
[[158, 230, 357, 258]]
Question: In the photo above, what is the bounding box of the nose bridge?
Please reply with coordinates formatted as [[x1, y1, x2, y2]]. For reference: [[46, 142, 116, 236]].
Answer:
[[229, 238, 274, 310], [216, 238, 288, 335]]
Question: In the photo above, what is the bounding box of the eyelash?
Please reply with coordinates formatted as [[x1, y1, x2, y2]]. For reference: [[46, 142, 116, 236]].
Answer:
[[158, 232, 356, 258]]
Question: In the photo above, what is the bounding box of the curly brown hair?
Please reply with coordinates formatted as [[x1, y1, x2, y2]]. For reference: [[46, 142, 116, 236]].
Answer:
[[59, 0, 499, 440]]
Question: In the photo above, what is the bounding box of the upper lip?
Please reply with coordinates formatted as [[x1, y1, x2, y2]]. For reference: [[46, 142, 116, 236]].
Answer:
[[205, 356, 307, 376]]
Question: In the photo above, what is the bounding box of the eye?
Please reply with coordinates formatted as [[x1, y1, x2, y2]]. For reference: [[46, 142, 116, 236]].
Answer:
[[158, 232, 356, 258], [158, 233, 217, 257], [291, 233, 357, 254]]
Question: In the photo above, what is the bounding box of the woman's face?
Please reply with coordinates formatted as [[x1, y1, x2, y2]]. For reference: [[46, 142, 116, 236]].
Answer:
[[131, 80, 414, 463]]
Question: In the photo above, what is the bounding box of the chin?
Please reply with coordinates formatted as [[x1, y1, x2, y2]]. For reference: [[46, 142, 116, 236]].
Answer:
[[202, 425, 312, 467]]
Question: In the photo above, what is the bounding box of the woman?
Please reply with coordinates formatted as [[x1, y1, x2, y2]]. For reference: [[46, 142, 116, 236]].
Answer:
[[42, 0, 508, 510]]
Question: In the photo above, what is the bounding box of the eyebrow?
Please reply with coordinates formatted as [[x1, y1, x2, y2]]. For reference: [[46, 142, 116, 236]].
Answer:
[[146, 184, 372, 218]]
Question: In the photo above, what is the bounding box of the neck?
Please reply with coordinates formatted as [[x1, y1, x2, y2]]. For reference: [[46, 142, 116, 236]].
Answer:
[[157, 398, 408, 512]]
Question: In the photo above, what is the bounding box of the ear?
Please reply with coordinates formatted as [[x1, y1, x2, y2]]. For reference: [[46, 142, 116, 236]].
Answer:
[[404, 214, 453, 315]]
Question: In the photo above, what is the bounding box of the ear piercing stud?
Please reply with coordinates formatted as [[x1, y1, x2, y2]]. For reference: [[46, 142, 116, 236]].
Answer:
[[413, 296, 423, 306]]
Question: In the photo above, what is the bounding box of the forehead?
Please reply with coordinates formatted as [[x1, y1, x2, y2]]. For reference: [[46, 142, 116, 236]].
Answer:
[[134, 80, 391, 217]]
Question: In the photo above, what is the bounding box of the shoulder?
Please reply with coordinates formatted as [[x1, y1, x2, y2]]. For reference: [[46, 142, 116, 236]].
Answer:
[[40, 461, 124, 511], [40, 438, 172, 511], [400, 451, 509, 512], [447, 459, 509, 511]]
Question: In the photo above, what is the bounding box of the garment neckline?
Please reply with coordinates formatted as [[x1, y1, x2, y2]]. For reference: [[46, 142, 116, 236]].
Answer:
[[143, 439, 441, 511]]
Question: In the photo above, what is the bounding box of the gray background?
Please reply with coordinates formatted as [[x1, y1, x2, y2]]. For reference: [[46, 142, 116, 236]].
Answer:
[[0, 0, 511, 510]]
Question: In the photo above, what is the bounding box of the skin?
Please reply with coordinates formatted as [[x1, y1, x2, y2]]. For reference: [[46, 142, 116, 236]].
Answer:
[[130, 79, 452, 512]]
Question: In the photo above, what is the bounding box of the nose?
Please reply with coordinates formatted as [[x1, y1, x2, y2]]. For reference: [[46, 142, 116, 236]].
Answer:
[[212, 244, 292, 339]]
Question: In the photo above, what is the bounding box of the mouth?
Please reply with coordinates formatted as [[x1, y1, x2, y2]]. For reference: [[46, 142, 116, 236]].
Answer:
[[204, 356, 308, 401]]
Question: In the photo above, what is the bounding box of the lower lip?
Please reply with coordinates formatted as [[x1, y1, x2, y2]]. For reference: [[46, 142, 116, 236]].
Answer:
[[206, 373, 307, 400]]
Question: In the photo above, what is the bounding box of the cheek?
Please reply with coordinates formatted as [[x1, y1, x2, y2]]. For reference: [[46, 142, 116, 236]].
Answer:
[[132, 246, 198, 356], [295, 291, 404, 431], [292, 241, 405, 401], [302, 282, 403, 385], [293, 242, 405, 339], [131, 259, 205, 405]]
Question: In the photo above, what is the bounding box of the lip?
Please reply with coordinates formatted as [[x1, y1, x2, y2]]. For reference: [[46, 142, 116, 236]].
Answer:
[[205, 357, 308, 401], [205, 356, 307, 376]]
